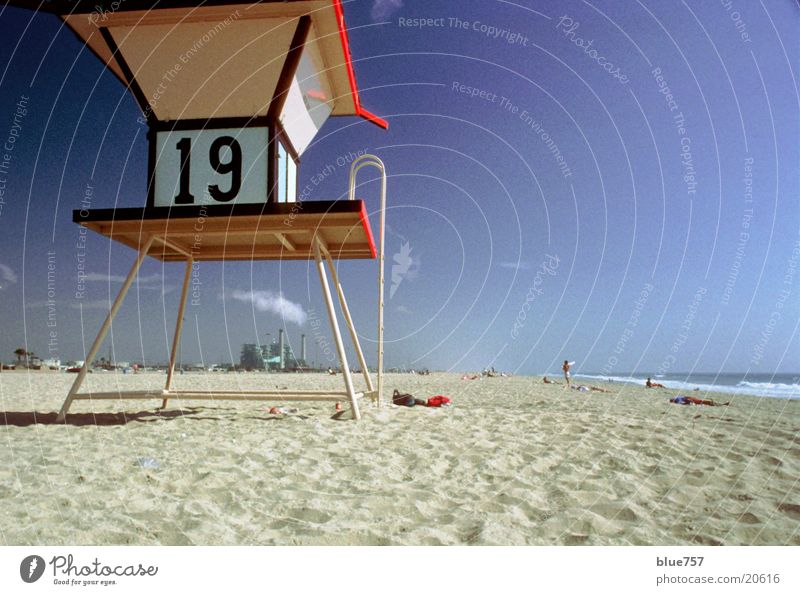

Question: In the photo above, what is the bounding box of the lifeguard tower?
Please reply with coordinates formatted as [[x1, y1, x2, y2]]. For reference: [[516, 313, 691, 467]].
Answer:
[[10, 1, 388, 421]]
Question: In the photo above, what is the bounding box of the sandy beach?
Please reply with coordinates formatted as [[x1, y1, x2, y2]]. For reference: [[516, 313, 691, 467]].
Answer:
[[0, 371, 797, 546]]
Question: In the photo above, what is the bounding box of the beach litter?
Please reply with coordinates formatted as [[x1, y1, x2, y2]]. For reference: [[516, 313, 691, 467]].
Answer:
[[135, 457, 160, 469], [269, 406, 299, 415]]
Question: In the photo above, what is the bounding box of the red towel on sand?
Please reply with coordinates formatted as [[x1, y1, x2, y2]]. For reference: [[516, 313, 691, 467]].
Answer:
[[427, 395, 451, 407]]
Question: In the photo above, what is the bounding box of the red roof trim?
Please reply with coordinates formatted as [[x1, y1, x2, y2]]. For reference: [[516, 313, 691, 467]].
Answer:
[[332, 0, 388, 130], [357, 200, 378, 259], [358, 107, 389, 130]]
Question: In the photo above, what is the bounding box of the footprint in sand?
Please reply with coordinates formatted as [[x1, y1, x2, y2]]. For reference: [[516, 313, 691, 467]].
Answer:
[[737, 512, 761, 525], [588, 504, 639, 523], [286, 507, 333, 525], [777, 502, 800, 520]]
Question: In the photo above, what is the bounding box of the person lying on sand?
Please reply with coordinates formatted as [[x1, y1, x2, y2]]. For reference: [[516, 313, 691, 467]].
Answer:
[[462, 373, 480, 380], [588, 385, 612, 393], [571, 384, 612, 393], [646, 377, 665, 388], [392, 390, 451, 408], [542, 376, 560, 384], [670, 396, 730, 406]]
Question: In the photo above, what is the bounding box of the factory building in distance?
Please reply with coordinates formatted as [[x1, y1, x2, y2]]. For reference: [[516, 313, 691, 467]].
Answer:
[[240, 329, 308, 371]]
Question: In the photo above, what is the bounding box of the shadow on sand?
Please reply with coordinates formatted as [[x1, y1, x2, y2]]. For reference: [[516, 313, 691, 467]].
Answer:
[[0, 408, 208, 427]]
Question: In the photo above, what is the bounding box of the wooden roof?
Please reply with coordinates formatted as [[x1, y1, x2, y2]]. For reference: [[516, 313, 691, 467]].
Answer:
[[9, 0, 386, 127], [74, 200, 377, 261]]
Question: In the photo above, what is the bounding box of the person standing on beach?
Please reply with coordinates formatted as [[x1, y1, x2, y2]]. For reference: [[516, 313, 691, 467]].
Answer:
[[562, 360, 574, 388]]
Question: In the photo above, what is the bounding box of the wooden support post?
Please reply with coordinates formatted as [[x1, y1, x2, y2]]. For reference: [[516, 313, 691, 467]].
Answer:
[[162, 254, 193, 409], [314, 238, 360, 420], [322, 245, 374, 393], [56, 236, 155, 422]]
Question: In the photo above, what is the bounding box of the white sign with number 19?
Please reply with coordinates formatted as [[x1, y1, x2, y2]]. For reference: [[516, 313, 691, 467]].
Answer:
[[153, 127, 268, 207]]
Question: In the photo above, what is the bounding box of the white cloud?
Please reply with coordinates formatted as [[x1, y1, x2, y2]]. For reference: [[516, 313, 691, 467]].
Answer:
[[230, 289, 307, 325], [23, 299, 49, 309], [84, 272, 164, 284], [0, 263, 18, 285], [371, 0, 403, 21], [84, 272, 126, 283]]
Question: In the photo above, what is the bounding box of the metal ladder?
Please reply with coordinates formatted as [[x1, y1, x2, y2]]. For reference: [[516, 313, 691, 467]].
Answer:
[[347, 154, 386, 406]]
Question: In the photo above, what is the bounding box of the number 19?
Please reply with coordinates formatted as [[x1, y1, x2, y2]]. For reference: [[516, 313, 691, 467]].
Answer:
[[174, 136, 242, 204]]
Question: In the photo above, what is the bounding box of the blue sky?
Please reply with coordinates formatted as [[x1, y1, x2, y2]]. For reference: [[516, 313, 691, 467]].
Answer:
[[0, 0, 797, 375]]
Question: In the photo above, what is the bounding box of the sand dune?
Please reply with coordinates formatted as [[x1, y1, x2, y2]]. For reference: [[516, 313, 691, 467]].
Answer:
[[0, 371, 797, 545]]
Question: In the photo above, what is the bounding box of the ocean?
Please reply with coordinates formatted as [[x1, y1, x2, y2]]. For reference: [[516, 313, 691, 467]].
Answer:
[[563, 372, 800, 400]]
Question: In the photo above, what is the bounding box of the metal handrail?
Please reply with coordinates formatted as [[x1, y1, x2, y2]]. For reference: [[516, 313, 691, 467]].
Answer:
[[347, 154, 386, 406]]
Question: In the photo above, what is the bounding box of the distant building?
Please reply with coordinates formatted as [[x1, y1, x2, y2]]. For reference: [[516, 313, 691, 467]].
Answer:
[[263, 341, 299, 371], [240, 344, 266, 370], [241, 334, 302, 371]]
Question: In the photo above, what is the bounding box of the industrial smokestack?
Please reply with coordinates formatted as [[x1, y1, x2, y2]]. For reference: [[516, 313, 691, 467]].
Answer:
[[278, 329, 285, 370], [301, 334, 306, 364]]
